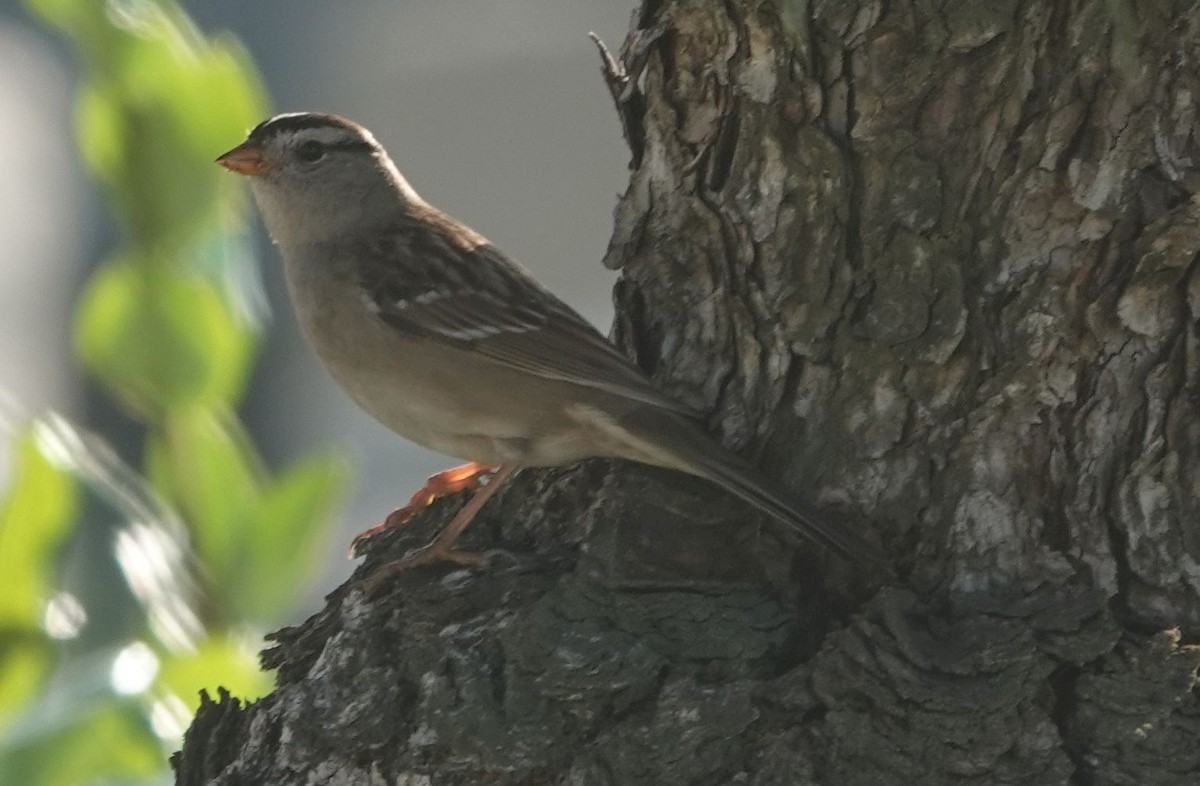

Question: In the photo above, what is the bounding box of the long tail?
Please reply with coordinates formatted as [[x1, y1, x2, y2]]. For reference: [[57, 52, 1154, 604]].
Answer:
[[614, 407, 881, 565]]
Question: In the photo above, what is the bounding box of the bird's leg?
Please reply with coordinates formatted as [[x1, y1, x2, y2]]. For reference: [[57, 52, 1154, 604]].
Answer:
[[361, 464, 519, 591], [389, 461, 500, 527], [350, 462, 498, 556]]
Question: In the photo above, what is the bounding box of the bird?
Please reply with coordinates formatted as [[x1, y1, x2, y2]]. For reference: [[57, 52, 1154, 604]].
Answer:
[[216, 112, 878, 585]]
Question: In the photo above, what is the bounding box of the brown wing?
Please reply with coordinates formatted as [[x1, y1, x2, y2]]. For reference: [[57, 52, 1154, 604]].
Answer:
[[353, 203, 692, 415]]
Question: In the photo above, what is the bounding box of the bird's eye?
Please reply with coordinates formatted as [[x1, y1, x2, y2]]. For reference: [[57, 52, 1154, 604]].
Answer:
[[296, 140, 326, 163]]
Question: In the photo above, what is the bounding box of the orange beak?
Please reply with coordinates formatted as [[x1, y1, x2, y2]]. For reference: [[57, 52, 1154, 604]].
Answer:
[[215, 142, 275, 176]]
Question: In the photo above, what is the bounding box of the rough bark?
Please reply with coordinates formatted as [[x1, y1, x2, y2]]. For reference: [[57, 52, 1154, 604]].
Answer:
[[175, 1, 1200, 784]]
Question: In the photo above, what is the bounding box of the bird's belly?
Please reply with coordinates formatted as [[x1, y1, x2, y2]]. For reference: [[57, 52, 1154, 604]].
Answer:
[[285, 266, 623, 467], [328, 362, 524, 462], [318, 335, 599, 466], [349, 383, 600, 467]]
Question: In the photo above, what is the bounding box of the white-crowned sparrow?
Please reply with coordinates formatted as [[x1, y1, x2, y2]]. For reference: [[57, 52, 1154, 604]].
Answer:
[[216, 112, 878, 581]]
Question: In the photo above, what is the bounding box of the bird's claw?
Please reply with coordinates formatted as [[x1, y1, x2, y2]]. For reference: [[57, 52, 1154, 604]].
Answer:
[[359, 543, 495, 595], [349, 462, 498, 557]]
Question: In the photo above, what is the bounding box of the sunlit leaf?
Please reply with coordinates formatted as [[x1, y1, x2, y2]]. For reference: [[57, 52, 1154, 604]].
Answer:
[[240, 453, 349, 624], [5, 642, 168, 753], [5, 1, 346, 781], [156, 634, 270, 713], [0, 428, 78, 630], [75, 258, 254, 414], [31, 0, 267, 251], [145, 408, 263, 603], [0, 634, 50, 731], [148, 410, 347, 624]]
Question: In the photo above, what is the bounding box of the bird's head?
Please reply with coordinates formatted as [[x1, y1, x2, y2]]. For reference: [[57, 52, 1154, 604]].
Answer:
[[217, 112, 415, 246]]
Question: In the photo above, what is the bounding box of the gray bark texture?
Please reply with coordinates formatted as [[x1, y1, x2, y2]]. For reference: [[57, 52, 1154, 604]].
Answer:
[[174, 1, 1200, 784]]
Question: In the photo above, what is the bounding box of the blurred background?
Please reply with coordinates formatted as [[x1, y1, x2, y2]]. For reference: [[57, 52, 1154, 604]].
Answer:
[[0, 1, 635, 782]]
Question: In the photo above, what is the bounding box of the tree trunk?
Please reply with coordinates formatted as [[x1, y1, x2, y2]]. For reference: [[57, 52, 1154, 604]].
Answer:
[[174, 2, 1200, 784]]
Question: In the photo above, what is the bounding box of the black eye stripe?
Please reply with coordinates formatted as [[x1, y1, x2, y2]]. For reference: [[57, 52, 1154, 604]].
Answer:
[[292, 138, 375, 163], [324, 140, 375, 153], [296, 139, 374, 154], [296, 140, 325, 161]]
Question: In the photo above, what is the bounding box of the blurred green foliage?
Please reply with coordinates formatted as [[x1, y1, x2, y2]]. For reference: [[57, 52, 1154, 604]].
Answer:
[[76, 259, 254, 414], [0, 431, 78, 722], [0, 1, 348, 783]]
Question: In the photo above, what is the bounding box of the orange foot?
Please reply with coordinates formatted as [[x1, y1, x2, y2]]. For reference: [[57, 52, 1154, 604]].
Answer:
[[359, 464, 519, 593], [349, 462, 498, 557]]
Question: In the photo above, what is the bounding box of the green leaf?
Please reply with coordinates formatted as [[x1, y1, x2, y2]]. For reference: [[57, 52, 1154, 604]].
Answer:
[[74, 258, 254, 414], [0, 634, 51, 732], [75, 60, 256, 251], [0, 701, 162, 786], [5, 2, 284, 780], [145, 408, 263, 606], [0, 428, 78, 630], [31, 0, 267, 251], [21, 0, 107, 40], [145, 411, 345, 625], [240, 453, 349, 624], [156, 633, 270, 712]]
